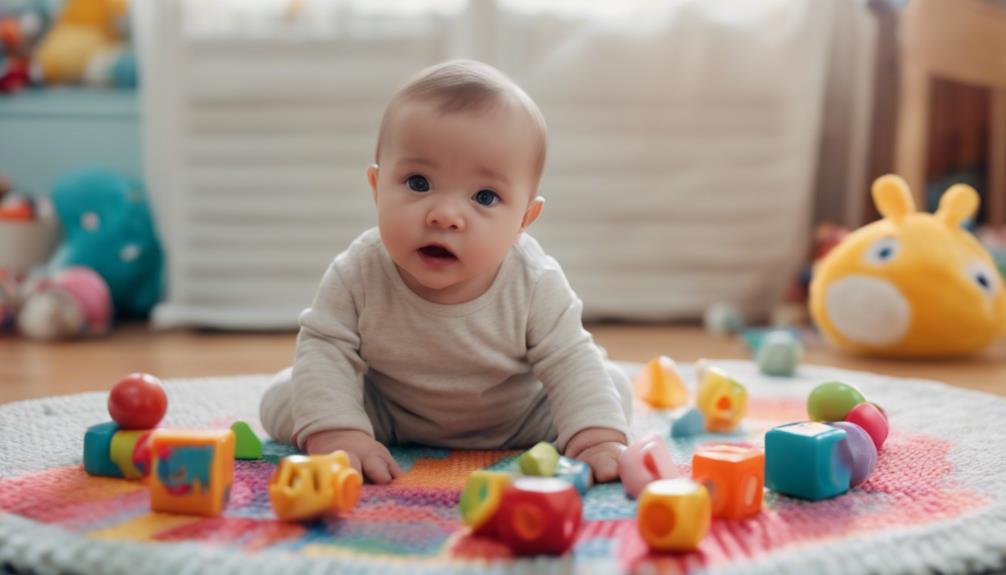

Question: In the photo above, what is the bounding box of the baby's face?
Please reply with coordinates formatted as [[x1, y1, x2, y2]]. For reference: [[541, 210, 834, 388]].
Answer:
[[370, 99, 543, 304]]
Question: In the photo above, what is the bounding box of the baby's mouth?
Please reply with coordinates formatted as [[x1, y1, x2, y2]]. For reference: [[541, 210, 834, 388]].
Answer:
[[418, 244, 457, 260]]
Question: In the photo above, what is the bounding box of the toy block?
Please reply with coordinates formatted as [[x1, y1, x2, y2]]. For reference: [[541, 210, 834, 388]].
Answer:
[[765, 422, 851, 501], [459, 470, 513, 536], [756, 330, 803, 377], [634, 356, 689, 408], [829, 422, 877, 487], [807, 381, 866, 422], [149, 429, 235, 517], [618, 434, 678, 499], [83, 422, 123, 478], [269, 451, 362, 522], [518, 441, 559, 476], [496, 477, 582, 555], [555, 456, 592, 495], [637, 478, 710, 552], [671, 406, 705, 438], [230, 420, 263, 460], [696, 367, 748, 432], [845, 402, 888, 450], [110, 429, 153, 479], [691, 444, 764, 519]]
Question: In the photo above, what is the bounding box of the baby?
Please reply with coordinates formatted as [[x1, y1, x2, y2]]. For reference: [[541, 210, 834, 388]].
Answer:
[[260, 59, 632, 485]]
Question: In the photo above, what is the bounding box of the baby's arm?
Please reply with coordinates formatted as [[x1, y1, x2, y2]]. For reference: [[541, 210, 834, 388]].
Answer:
[[526, 267, 631, 483], [288, 258, 398, 484]]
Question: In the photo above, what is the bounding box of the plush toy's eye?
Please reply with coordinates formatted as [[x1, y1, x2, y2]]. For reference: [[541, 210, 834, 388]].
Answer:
[[864, 237, 900, 266], [966, 261, 1000, 297]]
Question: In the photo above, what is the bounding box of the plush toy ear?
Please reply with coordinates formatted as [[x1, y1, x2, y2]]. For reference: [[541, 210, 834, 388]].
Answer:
[[872, 174, 915, 221], [936, 183, 979, 229]]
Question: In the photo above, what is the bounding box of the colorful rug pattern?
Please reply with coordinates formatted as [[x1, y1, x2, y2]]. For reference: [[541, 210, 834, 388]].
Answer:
[[1, 360, 1005, 574]]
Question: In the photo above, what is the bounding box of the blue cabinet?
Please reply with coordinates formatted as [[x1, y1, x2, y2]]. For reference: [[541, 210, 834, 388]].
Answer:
[[0, 88, 141, 197]]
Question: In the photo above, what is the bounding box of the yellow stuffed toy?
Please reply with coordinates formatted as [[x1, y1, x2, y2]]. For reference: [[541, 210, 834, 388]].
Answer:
[[810, 174, 1006, 358], [33, 0, 128, 84]]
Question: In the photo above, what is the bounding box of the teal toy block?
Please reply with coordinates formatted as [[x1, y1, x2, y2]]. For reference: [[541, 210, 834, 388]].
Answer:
[[556, 456, 592, 495], [518, 441, 560, 476], [230, 420, 263, 460], [83, 421, 124, 478], [765, 421, 851, 501], [671, 407, 705, 438]]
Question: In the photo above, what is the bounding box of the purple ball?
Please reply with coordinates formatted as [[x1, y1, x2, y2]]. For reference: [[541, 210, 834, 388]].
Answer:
[[830, 421, 877, 487]]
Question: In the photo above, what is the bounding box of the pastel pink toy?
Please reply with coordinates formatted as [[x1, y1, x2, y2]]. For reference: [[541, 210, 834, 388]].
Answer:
[[844, 402, 889, 450], [496, 477, 582, 555], [618, 434, 678, 499], [17, 266, 112, 340]]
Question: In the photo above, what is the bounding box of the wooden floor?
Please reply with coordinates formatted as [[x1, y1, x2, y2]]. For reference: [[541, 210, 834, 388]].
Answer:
[[1, 322, 1004, 404]]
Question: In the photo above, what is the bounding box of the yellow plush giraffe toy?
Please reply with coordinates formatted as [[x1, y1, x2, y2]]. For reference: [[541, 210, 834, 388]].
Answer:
[[810, 174, 1006, 358]]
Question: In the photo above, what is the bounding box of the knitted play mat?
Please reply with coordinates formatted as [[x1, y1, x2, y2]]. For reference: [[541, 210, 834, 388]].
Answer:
[[2, 360, 1005, 575]]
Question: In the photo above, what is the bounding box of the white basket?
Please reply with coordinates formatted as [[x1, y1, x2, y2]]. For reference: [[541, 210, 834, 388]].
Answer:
[[0, 219, 58, 275]]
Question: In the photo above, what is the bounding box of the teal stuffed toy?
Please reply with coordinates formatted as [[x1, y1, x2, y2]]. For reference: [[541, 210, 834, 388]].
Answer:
[[48, 169, 163, 318]]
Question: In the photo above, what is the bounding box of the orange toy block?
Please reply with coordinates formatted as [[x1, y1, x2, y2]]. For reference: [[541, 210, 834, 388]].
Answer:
[[695, 367, 748, 432], [148, 429, 235, 517], [691, 444, 764, 519], [637, 478, 710, 552], [269, 451, 362, 522], [634, 356, 689, 409]]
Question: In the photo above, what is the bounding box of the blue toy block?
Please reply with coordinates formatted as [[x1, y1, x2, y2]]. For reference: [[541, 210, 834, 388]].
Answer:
[[83, 421, 123, 478], [671, 407, 706, 438], [555, 456, 592, 495], [765, 422, 851, 500]]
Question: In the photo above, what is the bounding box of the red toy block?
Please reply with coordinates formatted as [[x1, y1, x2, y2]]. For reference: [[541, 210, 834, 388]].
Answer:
[[496, 477, 582, 555]]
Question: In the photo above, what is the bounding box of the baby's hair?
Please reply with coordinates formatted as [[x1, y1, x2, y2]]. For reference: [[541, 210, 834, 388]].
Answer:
[[375, 59, 548, 185]]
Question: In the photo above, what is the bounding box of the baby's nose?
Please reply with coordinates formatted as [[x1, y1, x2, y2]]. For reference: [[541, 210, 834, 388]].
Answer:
[[427, 201, 465, 230]]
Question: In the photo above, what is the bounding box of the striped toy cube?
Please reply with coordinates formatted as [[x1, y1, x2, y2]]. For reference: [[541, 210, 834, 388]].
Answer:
[[691, 444, 764, 519], [695, 367, 748, 432], [149, 429, 235, 516], [637, 479, 711, 552], [765, 422, 851, 501]]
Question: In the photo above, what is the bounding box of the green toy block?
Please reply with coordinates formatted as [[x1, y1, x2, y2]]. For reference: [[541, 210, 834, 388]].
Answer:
[[231, 420, 263, 460], [84, 421, 123, 478], [518, 441, 560, 476]]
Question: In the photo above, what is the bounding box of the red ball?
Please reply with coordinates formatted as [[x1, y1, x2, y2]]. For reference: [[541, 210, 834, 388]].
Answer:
[[108, 373, 167, 429]]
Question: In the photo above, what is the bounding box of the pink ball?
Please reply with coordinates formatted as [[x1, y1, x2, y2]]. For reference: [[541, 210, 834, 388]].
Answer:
[[845, 402, 888, 450]]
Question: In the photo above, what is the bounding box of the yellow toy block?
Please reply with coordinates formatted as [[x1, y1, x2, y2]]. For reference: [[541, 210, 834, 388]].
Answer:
[[637, 479, 711, 552], [109, 429, 152, 479], [634, 356, 689, 409], [459, 470, 513, 536], [149, 429, 235, 517], [269, 451, 362, 522], [696, 367, 748, 432]]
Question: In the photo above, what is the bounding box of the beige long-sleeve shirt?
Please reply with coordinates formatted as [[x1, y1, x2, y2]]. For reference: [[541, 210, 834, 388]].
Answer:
[[288, 227, 629, 451]]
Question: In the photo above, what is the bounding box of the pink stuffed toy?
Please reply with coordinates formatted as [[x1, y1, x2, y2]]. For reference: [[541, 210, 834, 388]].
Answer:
[[18, 266, 112, 340]]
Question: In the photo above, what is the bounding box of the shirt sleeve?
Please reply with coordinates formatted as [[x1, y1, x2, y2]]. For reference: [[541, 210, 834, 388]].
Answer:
[[289, 258, 374, 449], [526, 266, 630, 451]]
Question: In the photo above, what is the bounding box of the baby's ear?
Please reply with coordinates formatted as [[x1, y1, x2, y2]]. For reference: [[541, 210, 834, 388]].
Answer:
[[521, 196, 545, 230], [936, 183, 979, 229], [872, 174, 915, 221], [367, 165, 379, 203]]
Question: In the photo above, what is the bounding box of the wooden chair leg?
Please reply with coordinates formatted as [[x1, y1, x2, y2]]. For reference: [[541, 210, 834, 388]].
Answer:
[[895, 58, 931, 211], [989, 89, 1006, 227]]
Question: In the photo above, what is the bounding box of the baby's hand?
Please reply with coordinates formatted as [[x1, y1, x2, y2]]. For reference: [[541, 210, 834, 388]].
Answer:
[[564, 427, 628, 483], [304, 429, 402, 485]]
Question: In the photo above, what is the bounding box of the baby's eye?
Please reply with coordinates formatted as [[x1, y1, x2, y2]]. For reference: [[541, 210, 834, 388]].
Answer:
[[406, 175, 430, 192], [473, 189, 500, 207], [966, 261, 1000, 297], [864, 237, 900, 266]]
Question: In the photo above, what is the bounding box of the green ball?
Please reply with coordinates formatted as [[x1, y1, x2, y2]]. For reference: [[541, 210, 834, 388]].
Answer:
[[807, 381, 866, 421]]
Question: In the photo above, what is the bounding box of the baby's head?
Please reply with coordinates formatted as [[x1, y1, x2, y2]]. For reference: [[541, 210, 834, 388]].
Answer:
[[368, 60, 548, 304]]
